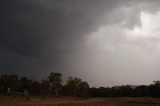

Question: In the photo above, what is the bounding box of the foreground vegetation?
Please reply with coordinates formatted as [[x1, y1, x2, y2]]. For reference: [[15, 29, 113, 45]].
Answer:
[[1, 72, 160, 99], [0, 72, 89, 99]]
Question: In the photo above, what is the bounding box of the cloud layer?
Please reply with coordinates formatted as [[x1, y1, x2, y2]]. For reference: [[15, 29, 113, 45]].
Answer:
[[1, 0, 160, 86]]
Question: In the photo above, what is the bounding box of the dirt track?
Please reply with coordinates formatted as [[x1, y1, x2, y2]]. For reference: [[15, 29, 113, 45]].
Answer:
[[1, 96, 160, 106]]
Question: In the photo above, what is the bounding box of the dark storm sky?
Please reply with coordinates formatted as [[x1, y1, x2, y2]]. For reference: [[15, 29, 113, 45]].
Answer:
[[1, 0, 160, 87]]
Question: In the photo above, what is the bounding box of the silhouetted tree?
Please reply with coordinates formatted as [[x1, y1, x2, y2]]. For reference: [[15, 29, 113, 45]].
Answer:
[[30, 80, 41, 96], [148, 81, 160, 97], [66, 77, 89, 98], [0, 74, 9, 94], [1, 73, 160, 98], [40, 79, 50, 100], [66, 77, 82, 97], [8, 74, 19, 95], [77, 81, 89, 98], [20, 77, 30, 94], [135, 85, 149, 96], [48, 72, 62, 96]]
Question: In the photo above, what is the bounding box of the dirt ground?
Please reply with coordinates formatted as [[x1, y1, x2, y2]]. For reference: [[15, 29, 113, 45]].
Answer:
[[0, 96, 160, 106]]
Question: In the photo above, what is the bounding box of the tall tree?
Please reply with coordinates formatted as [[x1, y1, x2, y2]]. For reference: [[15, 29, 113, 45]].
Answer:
[[66, 77, 82, 97], [0, 74, 9, 94], [77, 81, 89, 98], [40, 79, 50, 100], [8, 74, 19, 95], [48, 72, 62, 96]]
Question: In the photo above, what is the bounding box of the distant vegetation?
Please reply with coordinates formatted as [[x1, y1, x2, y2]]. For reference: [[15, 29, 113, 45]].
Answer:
[[0, 72, 89, 99], [0, 73, 160, 99]]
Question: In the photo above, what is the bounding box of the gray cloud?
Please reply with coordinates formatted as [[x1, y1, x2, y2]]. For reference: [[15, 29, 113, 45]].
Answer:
[[0, 0, 120, 58], [1, 0, 160, 86]]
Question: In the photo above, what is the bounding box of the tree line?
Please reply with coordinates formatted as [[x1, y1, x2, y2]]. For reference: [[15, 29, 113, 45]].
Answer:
[[90, 81, 160, 97], [0, 72, 89, 99], [0, 72, 160, 99]]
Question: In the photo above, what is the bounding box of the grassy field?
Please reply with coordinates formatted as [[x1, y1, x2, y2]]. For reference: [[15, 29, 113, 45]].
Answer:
[[0, 96, 160, 106]]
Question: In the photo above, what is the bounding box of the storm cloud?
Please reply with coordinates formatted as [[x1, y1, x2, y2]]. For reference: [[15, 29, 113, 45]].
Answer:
[[1, 0, 160, 87]]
